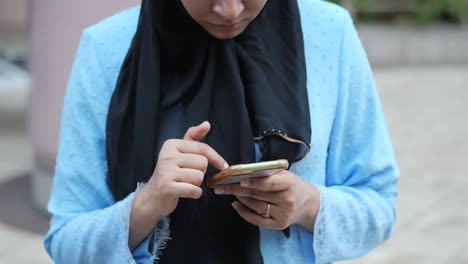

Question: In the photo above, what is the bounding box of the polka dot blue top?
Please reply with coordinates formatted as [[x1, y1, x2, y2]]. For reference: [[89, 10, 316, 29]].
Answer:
[[44, 1, 399, 263]]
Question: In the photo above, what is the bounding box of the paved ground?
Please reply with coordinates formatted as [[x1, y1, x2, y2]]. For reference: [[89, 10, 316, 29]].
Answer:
[[0, 65, 467, 263], [344, 66, 468, 264]]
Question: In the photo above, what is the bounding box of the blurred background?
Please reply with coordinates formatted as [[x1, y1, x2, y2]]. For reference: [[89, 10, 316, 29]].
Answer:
[[0, 0, 467, 263]]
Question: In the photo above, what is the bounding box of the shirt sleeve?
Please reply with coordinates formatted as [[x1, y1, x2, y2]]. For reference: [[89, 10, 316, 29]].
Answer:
[[43, 30, 156, 264], [311, 12, 400, 263]]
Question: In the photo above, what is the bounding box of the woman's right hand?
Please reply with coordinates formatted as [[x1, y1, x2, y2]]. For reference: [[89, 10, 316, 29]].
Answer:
[[140, 121, 227, 217], [129, 121, 227, 249]]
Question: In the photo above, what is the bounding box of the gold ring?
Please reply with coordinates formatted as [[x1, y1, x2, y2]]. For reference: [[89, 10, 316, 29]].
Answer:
[[261, 203, 271, 218]]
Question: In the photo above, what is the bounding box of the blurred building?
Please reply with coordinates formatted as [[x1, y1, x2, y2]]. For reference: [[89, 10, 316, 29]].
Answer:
[[0, 0, 138, 213], [0, 0, 28, 32]]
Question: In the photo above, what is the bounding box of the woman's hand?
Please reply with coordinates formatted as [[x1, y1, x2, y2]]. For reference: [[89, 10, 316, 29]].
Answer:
[[129, 121, 227, 249], [214, 170, 320, 232]]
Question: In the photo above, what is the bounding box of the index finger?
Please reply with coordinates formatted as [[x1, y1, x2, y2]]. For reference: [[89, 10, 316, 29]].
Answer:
[[176, 141, 228, 171], [183, 121, 210, 141]]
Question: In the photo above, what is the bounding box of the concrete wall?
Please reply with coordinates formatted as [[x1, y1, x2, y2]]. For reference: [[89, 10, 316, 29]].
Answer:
[[358, 25, 468, 66]]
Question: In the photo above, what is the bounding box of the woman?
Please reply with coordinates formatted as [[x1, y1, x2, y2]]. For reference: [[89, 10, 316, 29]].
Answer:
[[44, 0, 399, 263]]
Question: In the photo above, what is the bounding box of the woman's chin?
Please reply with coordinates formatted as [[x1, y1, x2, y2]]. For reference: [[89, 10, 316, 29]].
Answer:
[[205, 25, 247, 39]]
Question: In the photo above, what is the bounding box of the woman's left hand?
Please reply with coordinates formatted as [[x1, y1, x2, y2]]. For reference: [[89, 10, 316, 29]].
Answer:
[[214, 171, 320, 232]]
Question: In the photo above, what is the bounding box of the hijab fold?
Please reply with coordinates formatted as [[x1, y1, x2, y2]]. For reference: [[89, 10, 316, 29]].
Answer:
[[106, 1, 311, 263]]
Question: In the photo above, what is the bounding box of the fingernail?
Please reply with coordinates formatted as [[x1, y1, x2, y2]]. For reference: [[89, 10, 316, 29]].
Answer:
[[232, 201, 238, 209], [223, 162, 229, 169], [214, 187, 224, 194], [241, 180, 250, 187]]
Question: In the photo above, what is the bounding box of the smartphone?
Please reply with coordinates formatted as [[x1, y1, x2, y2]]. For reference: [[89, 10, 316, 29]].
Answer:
[[206, 159, 289, 187]]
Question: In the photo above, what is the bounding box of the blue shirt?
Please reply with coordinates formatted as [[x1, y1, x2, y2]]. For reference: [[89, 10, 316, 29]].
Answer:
[[44, 1, 399, 263]]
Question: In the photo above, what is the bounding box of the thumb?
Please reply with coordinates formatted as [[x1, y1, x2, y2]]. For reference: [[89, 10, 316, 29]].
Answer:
[[183, 121, 211, 141]]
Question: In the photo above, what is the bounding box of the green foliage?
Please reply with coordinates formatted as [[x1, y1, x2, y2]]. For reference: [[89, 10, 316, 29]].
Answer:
[[327, 0, 468, 24], [417, 0, 468, 23]]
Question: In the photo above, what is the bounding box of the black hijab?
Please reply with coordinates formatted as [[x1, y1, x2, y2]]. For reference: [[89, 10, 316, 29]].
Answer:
[[106, 0, 311, 263]]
